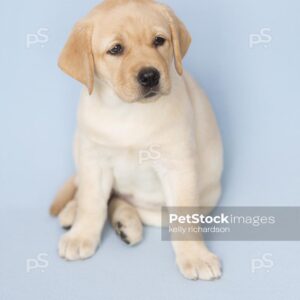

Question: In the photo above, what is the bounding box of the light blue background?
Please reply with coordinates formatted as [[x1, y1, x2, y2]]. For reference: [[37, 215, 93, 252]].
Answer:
[[1, 0, 300, 299]]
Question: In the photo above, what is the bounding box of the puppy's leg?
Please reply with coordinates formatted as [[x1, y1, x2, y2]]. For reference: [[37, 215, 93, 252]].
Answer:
[[157, 161, 222, 281], [108, 197, 143, 246], [59, 139, 113, 261], [174, 181, 222, 280]]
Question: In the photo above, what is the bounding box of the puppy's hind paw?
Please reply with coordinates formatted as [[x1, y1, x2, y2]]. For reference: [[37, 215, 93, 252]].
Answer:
[[59, 200, 77, 229], [113, 217, 143, 246]]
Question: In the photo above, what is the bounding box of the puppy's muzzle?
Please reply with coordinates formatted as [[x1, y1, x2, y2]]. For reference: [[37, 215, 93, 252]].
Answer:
[[138, 67, 160, 98]]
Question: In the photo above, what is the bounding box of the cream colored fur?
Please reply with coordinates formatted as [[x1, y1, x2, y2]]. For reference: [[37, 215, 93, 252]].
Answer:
[[51, 0, 223, 281]]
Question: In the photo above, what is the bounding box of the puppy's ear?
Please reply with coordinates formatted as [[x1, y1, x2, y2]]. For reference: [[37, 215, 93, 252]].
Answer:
[[58, 21, 95, 94], [156, 4, 191, 75]]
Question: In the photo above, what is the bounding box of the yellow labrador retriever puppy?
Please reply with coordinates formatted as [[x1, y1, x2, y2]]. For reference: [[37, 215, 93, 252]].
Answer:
[[50, 0, 223, 281]]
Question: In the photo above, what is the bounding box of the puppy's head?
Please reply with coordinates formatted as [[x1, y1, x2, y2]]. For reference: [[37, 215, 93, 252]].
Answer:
[[58, 0, 191, 102]]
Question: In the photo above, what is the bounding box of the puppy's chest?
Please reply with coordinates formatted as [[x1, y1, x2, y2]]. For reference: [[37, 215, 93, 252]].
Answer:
[[81, 102, 162, 148], [111, 150, 165, 205]]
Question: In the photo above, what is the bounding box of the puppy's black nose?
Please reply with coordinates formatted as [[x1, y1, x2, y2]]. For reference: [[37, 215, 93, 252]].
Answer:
[[138, 68, 160, 88]]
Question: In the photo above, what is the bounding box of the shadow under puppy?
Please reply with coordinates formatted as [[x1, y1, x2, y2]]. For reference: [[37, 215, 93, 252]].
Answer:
[[50, 0, 223, 281]]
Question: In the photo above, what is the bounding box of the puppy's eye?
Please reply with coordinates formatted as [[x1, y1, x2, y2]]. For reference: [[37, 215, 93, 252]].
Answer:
[[107, 44, 124, 55], [153, 36, 166, 47]]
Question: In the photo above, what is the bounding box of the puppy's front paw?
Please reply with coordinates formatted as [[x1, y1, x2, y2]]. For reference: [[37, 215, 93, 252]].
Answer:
[[59, 230, 99, 261], [176, 251, 222, 281]]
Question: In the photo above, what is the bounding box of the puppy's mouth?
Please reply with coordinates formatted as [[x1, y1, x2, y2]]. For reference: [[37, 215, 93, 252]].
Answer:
[[135, 89, 161, 103], [137, 86, 170, 103], [144, 89, 159, 98]]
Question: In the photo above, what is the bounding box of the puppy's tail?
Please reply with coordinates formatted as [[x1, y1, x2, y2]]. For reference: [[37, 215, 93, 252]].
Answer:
[[49, 176, 77, 217]]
